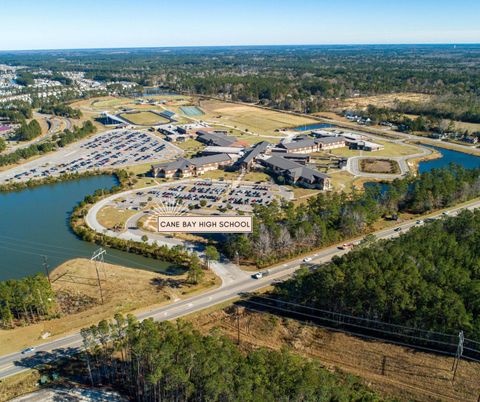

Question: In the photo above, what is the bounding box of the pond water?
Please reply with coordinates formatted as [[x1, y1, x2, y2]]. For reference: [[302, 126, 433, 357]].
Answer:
[[293, 123, 336, 131], [0, 176, 180, 281], [365, 145, 480, 194], [418, 145, 480, 173]]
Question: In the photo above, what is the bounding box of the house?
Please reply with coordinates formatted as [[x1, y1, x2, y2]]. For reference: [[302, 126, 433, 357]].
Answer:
[[260, 155, 331, 190], [151, 154, 233, 178], [462, 136, 478, 144]]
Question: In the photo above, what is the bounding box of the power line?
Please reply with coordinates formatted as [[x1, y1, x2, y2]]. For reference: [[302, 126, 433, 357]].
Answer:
[[242, 298, 480, 361], [241, 303, 480, 364], [255, 294, 461, 340]]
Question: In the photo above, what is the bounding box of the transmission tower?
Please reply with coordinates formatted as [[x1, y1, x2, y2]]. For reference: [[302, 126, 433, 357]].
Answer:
[[91, 248, 107, 305], [452, 330, 464, 383]]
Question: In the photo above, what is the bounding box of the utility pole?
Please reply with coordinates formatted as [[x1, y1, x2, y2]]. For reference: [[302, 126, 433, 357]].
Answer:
[[452, 330, 464, 383], [42, 255, 51, 284], [236, 305, 241, 345], [91, 248, 106, 305]]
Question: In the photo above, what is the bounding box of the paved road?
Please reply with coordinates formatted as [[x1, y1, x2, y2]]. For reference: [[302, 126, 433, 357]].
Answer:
[[1, 198, 480, 380], [1, 114, 69, 155], [345, 144, 433, 179]]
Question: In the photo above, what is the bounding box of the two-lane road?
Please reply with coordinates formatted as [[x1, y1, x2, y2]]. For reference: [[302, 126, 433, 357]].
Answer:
[[1, 198, 480, 379]]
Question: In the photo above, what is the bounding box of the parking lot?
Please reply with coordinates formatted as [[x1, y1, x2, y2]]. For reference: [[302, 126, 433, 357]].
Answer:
[[0, 129, 182, 183], [107, 180, 289, 214]]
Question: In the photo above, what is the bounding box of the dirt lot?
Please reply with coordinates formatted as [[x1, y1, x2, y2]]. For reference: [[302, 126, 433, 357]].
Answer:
[[194, 308, 480, 402], [0, 259, 219, 355], [360, 158, 401, 174]]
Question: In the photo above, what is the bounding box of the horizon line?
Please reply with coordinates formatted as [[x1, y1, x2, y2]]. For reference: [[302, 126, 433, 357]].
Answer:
[[1, 42, 479, 53]]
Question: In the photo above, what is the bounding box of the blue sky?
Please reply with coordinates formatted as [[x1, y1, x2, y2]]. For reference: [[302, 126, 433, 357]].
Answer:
[[1, 0, 479, 50]]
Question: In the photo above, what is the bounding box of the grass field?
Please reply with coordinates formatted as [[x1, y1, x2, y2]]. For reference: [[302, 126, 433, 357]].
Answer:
[[198, 99, 318, 135], [119, 111, 170, 125], [97, 205, 137, 230], [243, 172, 271, 182], [0, 259, 220, 356], [330, 140, 418, 158]]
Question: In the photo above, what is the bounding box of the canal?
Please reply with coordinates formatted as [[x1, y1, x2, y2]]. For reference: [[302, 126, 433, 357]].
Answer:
[[0, 175, 179, 281]]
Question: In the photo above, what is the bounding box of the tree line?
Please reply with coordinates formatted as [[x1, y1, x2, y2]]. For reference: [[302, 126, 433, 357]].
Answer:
[[3, 45, 479, 115], [79, 315, 384, 401], [14, 119, 42, 141], [224, 165, 480, 267], [0, 274, 57, 329], [39, 103, 82, 119], [273, 209, 480, 340], [0, 120, 96, 167]]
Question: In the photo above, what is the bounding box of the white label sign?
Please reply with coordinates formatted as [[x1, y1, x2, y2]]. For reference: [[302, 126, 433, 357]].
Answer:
[[157, 215, 252, 233]]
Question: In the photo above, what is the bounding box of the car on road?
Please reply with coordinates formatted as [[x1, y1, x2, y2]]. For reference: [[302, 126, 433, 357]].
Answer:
[[252, 272, 264, 279], [442, 211, 450, 216], [338, 243, 353, 250], [21, 347, 35, 354], [394, 227, 403, 232], [416, 220, 424, 225], [303, 257, 312, 263]]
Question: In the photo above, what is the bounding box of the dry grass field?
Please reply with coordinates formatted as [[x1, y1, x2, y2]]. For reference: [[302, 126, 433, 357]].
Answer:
[[0, 259, 219, 356], [332, 93, 434, 111], [198, 99, 317, 135], [193, 308, 480, 402], [96, 205, 137, 230], [360, 158, 400, 174]]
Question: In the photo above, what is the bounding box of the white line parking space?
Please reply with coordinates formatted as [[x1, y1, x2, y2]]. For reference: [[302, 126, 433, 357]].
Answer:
[[0, 129, 182, 184]]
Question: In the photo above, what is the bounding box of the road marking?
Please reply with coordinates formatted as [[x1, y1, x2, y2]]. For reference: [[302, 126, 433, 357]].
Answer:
[[64, 150, 77, 157]]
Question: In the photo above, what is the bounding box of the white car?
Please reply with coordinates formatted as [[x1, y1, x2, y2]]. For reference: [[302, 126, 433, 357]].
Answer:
[[252, 272, 264, 279], [416, 220, 424, 225], [21, 347, 35, 355], [303, 257, 312, 263]]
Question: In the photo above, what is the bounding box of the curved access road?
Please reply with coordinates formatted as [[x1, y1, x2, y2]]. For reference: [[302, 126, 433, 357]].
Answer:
[[345, 144, 434, 179], [1, 197, 480, 380]]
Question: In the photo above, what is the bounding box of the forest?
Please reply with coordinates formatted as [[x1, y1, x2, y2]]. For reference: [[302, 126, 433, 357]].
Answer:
[[0, 274, 57, 329], [1, 45, 479, 116], [224, 165, 480, 266], [273, 209, 480, 340], [78, 315, 385, 402]]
